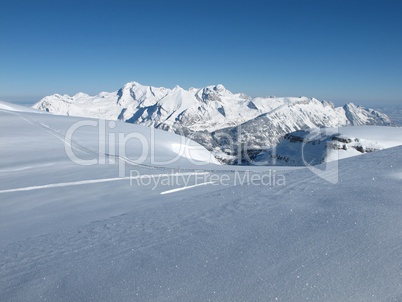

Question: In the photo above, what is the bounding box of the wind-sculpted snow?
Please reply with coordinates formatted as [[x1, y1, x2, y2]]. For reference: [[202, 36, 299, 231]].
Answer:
[[32, 82, 394, 160]]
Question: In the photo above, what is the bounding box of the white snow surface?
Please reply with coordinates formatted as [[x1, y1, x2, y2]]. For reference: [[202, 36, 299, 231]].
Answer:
[[1, 103, 402, 301], [329, 126, 402, 148]]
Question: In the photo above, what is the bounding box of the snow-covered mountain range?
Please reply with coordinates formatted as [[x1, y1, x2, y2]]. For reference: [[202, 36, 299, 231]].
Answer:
[[33, 82, 394, 162]]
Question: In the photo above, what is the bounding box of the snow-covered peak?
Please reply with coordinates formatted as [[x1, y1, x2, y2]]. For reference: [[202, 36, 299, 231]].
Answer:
[[195, 84, 234, 103], [73, 92, 90, 99], [172, 84, 183, 91], [117, 82, 170, 108], [124, 81, 143, 88], [213, 84, 226, 92], [343, 103, 392, 126]]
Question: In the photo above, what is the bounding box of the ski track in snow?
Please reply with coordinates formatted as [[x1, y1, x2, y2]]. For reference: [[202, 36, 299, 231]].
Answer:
[[0, 163, 54, 173], [0, 176, 259, 300], [0, 172, 210, 194], [160, 181, 216, 195]]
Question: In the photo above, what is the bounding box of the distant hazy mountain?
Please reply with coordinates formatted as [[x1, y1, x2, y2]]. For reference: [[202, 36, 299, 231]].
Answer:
[[372, 105, 402, 126], [33, 82, 394, 162]]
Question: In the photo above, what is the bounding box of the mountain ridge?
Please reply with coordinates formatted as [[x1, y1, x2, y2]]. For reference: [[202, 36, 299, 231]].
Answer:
[[33, 81, 394, 162]]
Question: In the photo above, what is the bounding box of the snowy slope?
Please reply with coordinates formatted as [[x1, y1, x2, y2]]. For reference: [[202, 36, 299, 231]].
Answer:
[[0, 100, 43, 113], [32, 82, 394, 157], [254, 126, 402, 166], [1, 102, 402, 301], [0, 103, 219, 175]]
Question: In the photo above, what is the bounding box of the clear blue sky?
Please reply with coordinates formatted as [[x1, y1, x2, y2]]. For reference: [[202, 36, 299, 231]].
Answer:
[[1, 0, 401, 106]]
